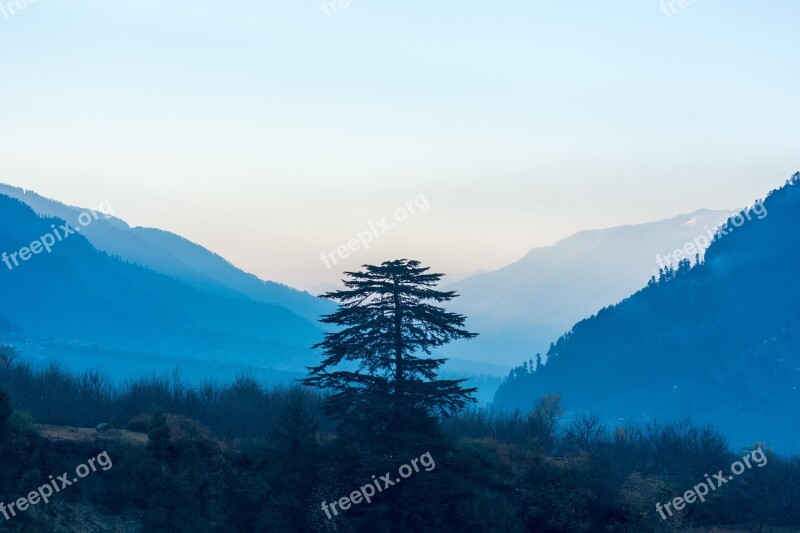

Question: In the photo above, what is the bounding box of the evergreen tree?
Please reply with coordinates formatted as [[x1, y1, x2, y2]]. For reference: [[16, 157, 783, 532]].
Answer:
[[303, 260, 480, 529], [302, 259, 478, 427]]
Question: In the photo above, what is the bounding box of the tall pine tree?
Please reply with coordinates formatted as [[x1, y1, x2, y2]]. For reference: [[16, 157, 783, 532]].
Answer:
[[303, 259, 477, 447], [303, 260, 480, 528]]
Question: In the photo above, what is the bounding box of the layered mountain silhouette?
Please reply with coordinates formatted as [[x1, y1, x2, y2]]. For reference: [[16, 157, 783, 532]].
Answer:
[[495, 174, 800, 451], [0, 184, 333, 324], [443, 209, 734, 366], [0, 193, 325, 378]]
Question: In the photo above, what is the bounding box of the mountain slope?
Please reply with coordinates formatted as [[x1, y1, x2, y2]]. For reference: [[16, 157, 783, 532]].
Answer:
[[494, 173, 800, 451], [443, 209, 734, 366], [0, 194, 323, 371], [0, 184, 333, 324]]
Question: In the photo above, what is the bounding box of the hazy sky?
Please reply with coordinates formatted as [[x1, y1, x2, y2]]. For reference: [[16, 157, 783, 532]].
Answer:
[[1, 1, 798, 290]]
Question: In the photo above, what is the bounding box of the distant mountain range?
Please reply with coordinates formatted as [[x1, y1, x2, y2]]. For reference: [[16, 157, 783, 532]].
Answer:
[[0, 191, 327, 381], [441, 208, 735, 366], [5, 181, 780, 421], [494, 174, 799, 451], [0, 184, 333, 325]]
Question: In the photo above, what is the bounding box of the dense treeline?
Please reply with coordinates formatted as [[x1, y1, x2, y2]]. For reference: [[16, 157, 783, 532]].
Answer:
[[0, 357, 329, 441], [1, 361, 799, 532]]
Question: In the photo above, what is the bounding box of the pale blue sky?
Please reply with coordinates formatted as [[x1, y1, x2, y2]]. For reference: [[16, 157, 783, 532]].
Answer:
[[1, 1, 798, 289]]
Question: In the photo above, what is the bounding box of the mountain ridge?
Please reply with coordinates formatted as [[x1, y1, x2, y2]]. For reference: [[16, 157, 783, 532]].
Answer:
[[441, 208, 736, 366], [0, 193, 325, 375], [0, 183, 333, 325], [494, 173, 800, 451]]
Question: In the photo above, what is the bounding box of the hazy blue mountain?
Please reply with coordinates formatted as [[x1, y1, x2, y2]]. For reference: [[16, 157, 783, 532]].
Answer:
[[0, 184, 333, 324], [443, 208, 735, 366], [0, 194, 324, 375], [441, 269, 489, 285], [494, 174, 799, 451]]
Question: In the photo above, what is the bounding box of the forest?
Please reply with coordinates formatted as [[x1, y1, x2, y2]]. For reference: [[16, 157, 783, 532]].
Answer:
[[1, 357, 798, 532]]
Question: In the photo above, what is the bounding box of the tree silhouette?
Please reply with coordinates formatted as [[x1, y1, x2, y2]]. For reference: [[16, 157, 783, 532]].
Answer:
[[303, 259, 477, 443]]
